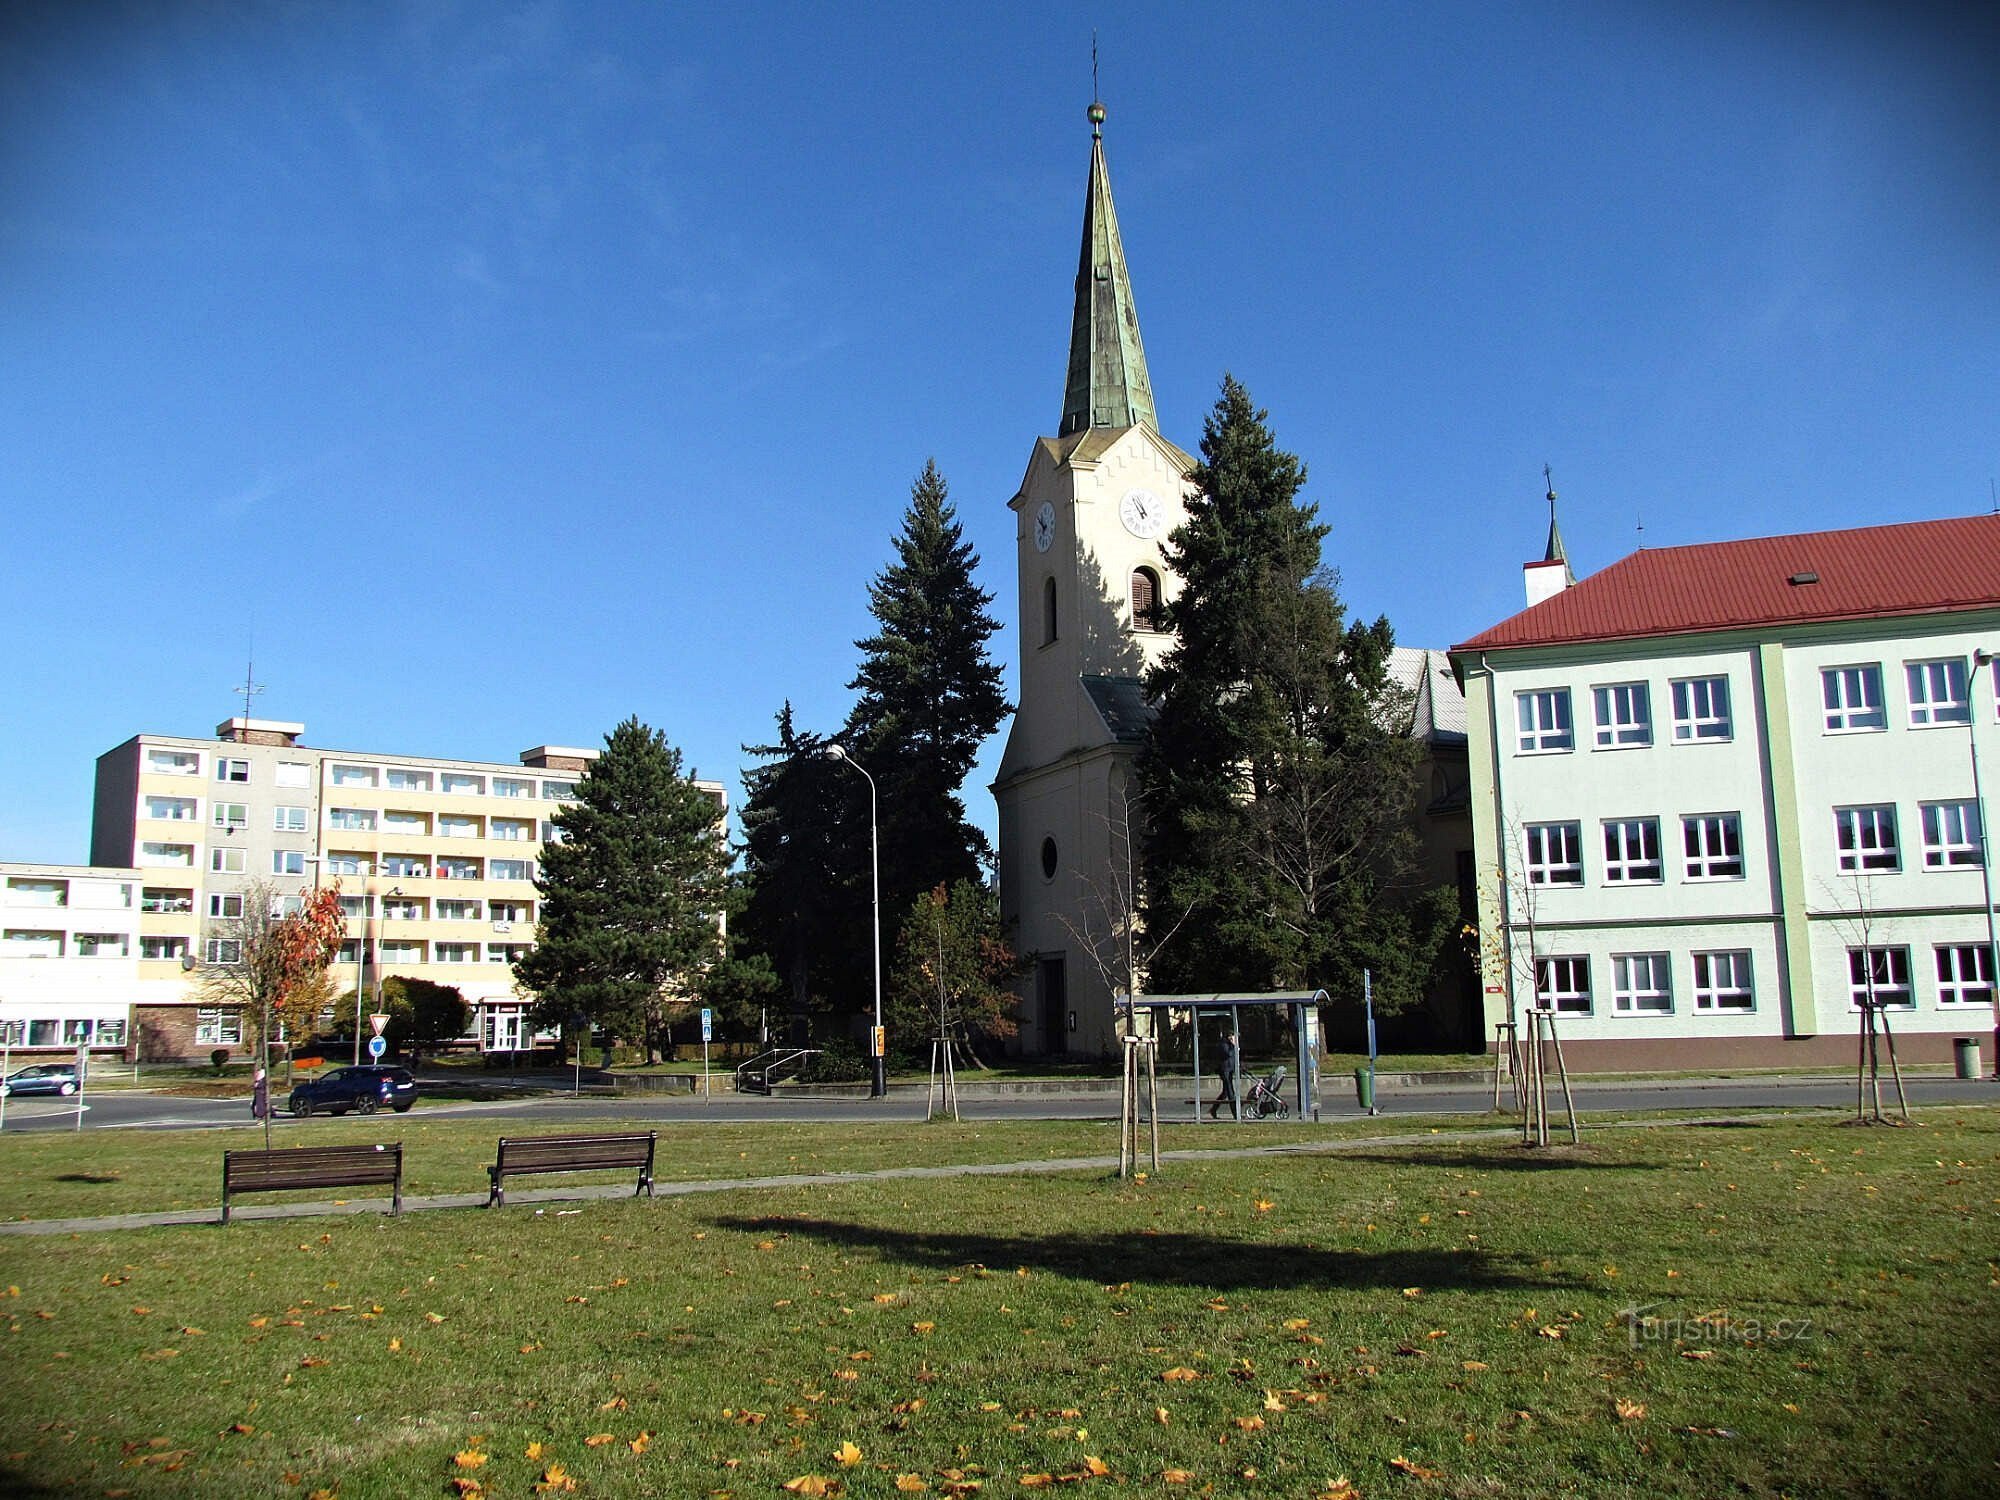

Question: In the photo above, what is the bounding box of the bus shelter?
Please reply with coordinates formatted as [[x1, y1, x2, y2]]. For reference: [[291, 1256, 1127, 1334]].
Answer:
[[1126, 991, 1327, 1122]]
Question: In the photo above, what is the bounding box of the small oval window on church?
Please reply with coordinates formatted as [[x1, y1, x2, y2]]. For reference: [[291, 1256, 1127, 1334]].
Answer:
[[1040, 837, 1059, 881]]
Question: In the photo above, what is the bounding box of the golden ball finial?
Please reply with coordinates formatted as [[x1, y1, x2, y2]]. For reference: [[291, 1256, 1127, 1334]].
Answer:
[[1088, 101, 1106, 127]]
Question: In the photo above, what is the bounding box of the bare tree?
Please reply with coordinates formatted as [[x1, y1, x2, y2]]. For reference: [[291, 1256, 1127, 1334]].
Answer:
[[1052, 783, 1193, 1032], [1818, 873, 1910, 1123]]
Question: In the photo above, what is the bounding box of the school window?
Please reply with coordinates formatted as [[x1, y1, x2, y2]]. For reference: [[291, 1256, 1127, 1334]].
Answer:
[[1515, 688, 1573, 753], [208, 893, 245, 919], [204, 937, 242, 965], [273, 805, 309, 832], [1592, 682, 1652, 748], [1692, 950, 1755, 1012], [1919, 800, 1982, 869], [1834, 805, 1900, 872], [1847, 946, 1913, 1009], [210, 847, 246, 874], [1533, 955, 1592, 1015], [194, 1008, 243, 1045], [1905, 657, 1970, 727], [1821, 664, 1885, 732], [1670, 675, 1732, 742], [1611, 953, 1673, 1014], [271, 850, 308, 876], [1523, 822, 1584, 886], [1683, 813, 1744, 880], [1935, 944, 1995, 1007], [1601, 818, 1663, 883], [212, 801, 248, 830], [215, 758, 249, 783]]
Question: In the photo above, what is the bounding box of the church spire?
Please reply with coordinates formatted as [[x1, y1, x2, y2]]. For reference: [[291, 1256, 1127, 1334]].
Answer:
[[1058, 98, 1157, 438], [1542, 465, 1573, 582]]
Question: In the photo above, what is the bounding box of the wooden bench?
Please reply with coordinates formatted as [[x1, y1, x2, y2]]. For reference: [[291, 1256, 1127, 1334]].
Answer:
[[221, 1143, 403, 1225], [487, 1131, 656, 1208]]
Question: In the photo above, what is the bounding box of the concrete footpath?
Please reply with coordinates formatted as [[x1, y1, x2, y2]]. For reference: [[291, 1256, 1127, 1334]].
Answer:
[[0, 1113, 1821, 1239]]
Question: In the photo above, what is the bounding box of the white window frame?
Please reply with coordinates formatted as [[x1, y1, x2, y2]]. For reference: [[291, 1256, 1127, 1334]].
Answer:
[[210, 846, 247, 874], [442, 773, 485, 795], [1670, 675, 1732, 743], [438, 858, 483, 881], [1935, 943, 1996, 1007], [194, 1008, 243, 1046], [1592, 682, 1653, 749], [386, 768, 434, 792], [1919, 800, 1982, 869], [204, 937, 243, 965], [1834, 804, 1900, 873], [208, 893, 245, 918], [273, 805, 309, 833], [1682, 812, 1745, 880], [1533, 955, 1592, 1015], [493, 778, 532, 799], [490, 859, 532, 883], [329, 764, 378, 788], [140, 935, 189, 960], [1515, 688, 1573, 753], [1611, 952, 1673, 1014], [74, 933, 129, 959], [1692, 950, 1755, 1012], [275, 761, 312, 788], [272, 850, 308, 876], [1905, 657, 1970, 728], [1847, 946, 1913, 1010], [434, 942, 478, 965], [212, 801, 249, 830], [437, 900, 480, 922], [215, 758, 250, 783], [328, 808, 376, 832], [1822, 664, 1886, 733], [542, 781, 578, 802], [144, 795, 197, 821], [381, 856, 429, 879], [1601, 818, 1663, 884], [146, 749, 200, 776], [1523, 822, 1584, 886], [325, 853, 365, 876]]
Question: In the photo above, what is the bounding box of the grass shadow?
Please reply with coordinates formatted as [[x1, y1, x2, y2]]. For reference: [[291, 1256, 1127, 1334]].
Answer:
[[709, 1215, 1585, 1295], [51, 1173, 122, 1184], [1331, 1149, 1652, 1172]]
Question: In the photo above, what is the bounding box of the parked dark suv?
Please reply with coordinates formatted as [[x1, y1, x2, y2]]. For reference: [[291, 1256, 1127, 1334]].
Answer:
[[287, 1065, 418, 1117]]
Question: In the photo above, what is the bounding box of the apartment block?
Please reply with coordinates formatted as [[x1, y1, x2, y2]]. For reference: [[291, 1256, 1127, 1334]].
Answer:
[[0, 862, 142, 1057], [1451, 513, 2000, 1069], [90, 720, 726, 1061]]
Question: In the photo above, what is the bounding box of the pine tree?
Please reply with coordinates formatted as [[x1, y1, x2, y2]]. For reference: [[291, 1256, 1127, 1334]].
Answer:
[[1138, 375, 1452, 1008], [514, 718, 733, 1056], [843, 459, 1010, 922]]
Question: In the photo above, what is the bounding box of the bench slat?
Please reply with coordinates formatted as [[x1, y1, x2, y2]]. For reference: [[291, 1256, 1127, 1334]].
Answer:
[[488, 1131, 655, 1208], [223, 1144, 403, 1224]]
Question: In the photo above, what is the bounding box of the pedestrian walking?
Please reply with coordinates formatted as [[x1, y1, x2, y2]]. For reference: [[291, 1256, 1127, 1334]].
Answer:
[[1209, 1030, 1240, 1120], [251, 1066, 270, 1121]]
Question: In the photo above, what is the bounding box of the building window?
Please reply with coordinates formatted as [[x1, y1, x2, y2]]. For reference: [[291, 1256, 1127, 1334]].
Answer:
[[1533, 955, 1592, 1014], [140, 935, 189, 960], [209, 893, 245, 918], [1906, 657, 1970, 728], [541, 781, 577, 802], [439, 815, 481, 839], [1935, 944, 1995, 1007], [75, 933, 128, 958], [1692, 950, 1755, 1012], [146, 748, 200, 776], [1515, 689, 1573, 753], [272, 851, 308, 876], [387, 768, 434, 792], [486, 943, 533, 965], [443, 772, 485, 795], [336, 938, 361, 966], [1039, 837, 1058, 881], [434, 942, 478, 964], [324, 853, 366, 876], [1670, 676, 1732, 742], [1131, 567, 1163, 631], [384, 810, 430, 834], [1593, 683, 1652, 748], [490, 859, 532, 882], [380, 940, 425, 964], [215, 758, 249, 783], [1834, 804, 1900, 872], [1919, 800, 1982, 869], [492, 777, 531, 799], [1847, 946, 1913, 1009], [204, 937, 243, 965], [1524, 822, 1584, 885], [329, 764, 378, 788], [382, 856, 429, 879], [275, 760, 312, 788], [210, 847, 246, 874], [382, 897, 425, 921], [1822, 664, 1886, 733], [5, 878, 66, 907], [194, 1008, 243, 1046], [144, 795, 197, 821], [96, 1017, 128, 1046], [273, 805, 309, 832], [491, 818, 533, 842], [437, 899, 480, 922], [1042, 576, 1058, 646], [328, 808, 376, 831], [439, 857, 483, 881], [140, 841, 194, 868], [1602, 818, 1663, 884], [141, 887, 193, 914], [1682, 813, 1744, 880], [212, 801, 248, 830], [3, 929, 63, 956], [1612, 952, 1673, 1014], [338, 894, 370, 919], [488, 900, 531, 923]]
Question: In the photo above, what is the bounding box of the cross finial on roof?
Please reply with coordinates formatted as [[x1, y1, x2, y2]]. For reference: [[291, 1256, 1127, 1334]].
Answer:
[[1541, 465, 1572, 580]]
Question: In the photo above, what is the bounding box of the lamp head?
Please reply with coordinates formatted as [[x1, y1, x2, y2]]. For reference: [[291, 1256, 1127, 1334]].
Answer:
[[1976, 648, 1994, 667], [821, 745, 849, 763]]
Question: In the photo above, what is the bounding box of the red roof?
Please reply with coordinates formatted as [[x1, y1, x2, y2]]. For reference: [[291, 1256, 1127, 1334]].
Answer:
[[1452, 513, 2000, 653]]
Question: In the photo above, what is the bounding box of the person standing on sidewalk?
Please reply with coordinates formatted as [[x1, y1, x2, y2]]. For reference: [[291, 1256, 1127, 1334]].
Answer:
[[1210, 1031, 1241, 1120], [251, 1066, 270, 1121]]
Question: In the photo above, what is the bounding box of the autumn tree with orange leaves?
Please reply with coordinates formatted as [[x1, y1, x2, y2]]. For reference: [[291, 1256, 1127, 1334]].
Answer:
[[195, 878, 347, 1060]]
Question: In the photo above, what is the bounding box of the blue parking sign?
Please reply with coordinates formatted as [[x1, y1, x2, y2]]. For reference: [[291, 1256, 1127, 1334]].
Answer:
[[700, 1008, 713, 1043]]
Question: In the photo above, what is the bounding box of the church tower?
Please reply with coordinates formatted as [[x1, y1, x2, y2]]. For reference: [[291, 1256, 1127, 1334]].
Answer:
[[993, 100, 1195, 1055]]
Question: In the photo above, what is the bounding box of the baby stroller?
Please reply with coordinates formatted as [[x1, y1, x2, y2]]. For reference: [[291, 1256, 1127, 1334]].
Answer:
[[1243, 1065, 1290, 1119]]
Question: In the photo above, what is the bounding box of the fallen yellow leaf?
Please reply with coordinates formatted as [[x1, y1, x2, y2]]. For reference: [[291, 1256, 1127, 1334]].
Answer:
[[895, 1477, 927, 1493], [833, 1440, 863, 1467], [1161, 1366, 1200, 1383], [629, 1430, 652, 1454], [1614, 1398, 1647, 1422], [583, 1433, 614, 1447], [454, 1449, 488, 1469], [1081, 1455, 1111, 1476]]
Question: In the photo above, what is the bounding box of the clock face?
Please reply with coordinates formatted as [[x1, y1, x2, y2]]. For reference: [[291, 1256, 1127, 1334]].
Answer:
[[1033, 501, 1056, 553], [1120, 488, 1166, 539]]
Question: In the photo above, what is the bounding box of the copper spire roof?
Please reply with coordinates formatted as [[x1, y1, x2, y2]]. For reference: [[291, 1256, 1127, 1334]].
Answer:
[[1058, 101, 1157, 438]]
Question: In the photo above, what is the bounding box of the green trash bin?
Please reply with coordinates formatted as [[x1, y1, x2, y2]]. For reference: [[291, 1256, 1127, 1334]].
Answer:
[[1354, 1066, 1375, 1111]]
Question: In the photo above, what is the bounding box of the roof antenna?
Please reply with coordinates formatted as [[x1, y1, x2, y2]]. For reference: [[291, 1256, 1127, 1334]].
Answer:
[[234, 646, 264, 723], [1989, 476, 1997, 514], [1636, 512, 1645, 549], [1089, 32, 1105, 139]]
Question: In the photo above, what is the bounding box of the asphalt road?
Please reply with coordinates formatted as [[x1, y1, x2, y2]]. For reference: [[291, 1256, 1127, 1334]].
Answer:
[[3, 1075, 1992, 1134]]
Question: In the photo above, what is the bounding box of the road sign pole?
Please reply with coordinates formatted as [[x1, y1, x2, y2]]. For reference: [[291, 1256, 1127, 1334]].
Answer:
[[700, 1008, 713, 1105]]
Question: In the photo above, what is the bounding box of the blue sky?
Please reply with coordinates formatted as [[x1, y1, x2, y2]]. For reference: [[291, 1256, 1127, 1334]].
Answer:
[[3, 1, 1995, 863]]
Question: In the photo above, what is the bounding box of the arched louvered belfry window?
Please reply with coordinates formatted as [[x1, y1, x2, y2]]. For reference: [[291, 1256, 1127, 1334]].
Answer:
[[1042, 576, 1059, 645], [1131, 566, 1163, 632]]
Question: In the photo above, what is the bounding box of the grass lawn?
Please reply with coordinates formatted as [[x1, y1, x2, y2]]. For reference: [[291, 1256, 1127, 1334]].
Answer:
[[1, 1111, 1996, 1498]]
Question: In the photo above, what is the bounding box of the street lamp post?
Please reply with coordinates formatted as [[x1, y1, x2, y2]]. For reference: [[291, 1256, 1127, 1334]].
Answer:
[[823, 745, 886, 1100], [1967, 649, 1999, 1078]]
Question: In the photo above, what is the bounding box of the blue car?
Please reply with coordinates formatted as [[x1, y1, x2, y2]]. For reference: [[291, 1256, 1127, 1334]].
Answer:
[[287, 1065, 417, 1117], [2, 1063, 81, 1097]]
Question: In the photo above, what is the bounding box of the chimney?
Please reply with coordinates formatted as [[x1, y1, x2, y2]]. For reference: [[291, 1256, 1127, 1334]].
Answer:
[[216, 717, 305, 747]]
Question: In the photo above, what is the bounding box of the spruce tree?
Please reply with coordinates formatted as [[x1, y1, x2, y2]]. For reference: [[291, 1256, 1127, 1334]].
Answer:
[[843, 459, 1009, 922], [514, 717, 732, 1055], [1138, 375, 1452, 1009]]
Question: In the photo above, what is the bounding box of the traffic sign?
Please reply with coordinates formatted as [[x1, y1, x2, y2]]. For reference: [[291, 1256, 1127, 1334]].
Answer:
[[700, 1007, 713, 1042], [368, 1035, 386, 1060]]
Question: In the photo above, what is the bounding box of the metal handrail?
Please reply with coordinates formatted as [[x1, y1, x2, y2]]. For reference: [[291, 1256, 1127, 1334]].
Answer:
[[734, 1047, 821, 1095]]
